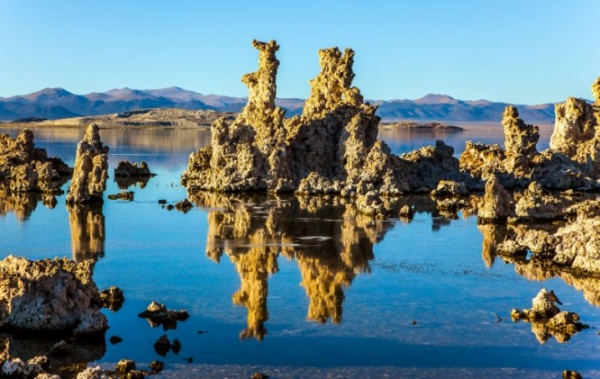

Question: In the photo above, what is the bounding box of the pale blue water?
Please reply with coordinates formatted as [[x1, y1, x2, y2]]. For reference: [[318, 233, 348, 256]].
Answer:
[[0, 126, 598, 378]]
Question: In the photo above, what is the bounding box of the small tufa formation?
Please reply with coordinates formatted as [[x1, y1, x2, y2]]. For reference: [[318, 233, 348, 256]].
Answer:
[[511, 289, 586, 344], [114, 161, 154, 190], [114, 161, 153, 177], [138, 301, 189, 330], [66, 124, 109, 204], [99, 286, 124, 312], [514, 181, 568, 221], [0, 256, 107, 336], [502, 106, 539, 177], [477, 175, 515, 221], [0, 130, 71, 193]]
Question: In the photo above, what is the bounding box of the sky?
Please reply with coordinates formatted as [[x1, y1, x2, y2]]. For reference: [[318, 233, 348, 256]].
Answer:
[[0, 0, 599, 104]]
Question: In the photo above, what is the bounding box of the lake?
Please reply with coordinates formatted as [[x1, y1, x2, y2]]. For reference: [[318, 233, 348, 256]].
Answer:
[[0, 124, 598, 378]]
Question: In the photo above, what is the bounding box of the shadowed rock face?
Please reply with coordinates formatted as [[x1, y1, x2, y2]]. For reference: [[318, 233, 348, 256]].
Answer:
[[0, 130, 71, 193], [66, 124, 109, 204]]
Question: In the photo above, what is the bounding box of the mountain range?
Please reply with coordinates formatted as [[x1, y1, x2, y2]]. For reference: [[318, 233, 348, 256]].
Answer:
[[0, 87, 558, 124]]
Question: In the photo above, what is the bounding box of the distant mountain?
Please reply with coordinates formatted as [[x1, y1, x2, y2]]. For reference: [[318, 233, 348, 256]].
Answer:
[[373, 94, 556, 124], [0, 87, 558, 124]]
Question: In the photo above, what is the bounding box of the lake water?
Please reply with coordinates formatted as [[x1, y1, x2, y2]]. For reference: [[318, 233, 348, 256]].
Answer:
[[0, 124, 599, 378]]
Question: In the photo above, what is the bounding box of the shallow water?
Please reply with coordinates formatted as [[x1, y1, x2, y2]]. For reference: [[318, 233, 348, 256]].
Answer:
[[0, 125, 599, 378]]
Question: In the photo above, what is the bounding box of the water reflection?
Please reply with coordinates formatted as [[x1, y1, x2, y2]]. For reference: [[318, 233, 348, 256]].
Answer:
[[0, 333, 105, 379], [0, 127, 211, 156], [192, 193, 395, 339], [0, 187, 57, 221], [479, 221, 600, 313], [114, 175, 151, 190], [68, 204, 105, 262]]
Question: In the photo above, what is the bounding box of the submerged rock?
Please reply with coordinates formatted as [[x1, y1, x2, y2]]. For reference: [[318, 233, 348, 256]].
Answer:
[[0, 256, 107, 336], [66, 124, 109, 204], [0, 130, 71, 193]]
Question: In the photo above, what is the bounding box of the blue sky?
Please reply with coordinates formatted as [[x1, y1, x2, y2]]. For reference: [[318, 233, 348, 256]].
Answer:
[[1, 0, 598, 104]]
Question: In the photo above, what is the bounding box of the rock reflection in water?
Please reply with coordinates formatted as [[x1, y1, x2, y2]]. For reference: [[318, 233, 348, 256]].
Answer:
[[114, 175, 151, 190], [479, 221, 600, 310], [68, 204, 105, 262], [0, 333, 105, 378], [0, 187, 57, 221], [192, 193, 394, 339]]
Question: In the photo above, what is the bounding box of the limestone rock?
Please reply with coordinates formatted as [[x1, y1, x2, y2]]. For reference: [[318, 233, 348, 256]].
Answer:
[[553, 211, 600, 274], [66, 124, 109, 204], [478, 175, 515, 221], [502, 106, 539, 177], [76, 366, 108, 379], [514, 182, 568, 220], [99, 286, 124, 312], [551, 97, 598, 163], [182, 40, 465, 217], [431, 180, 468, 198], [0, 130, 71, 193], [114, 161, 152, 177], [138, 301, 189, 330], [0, 256, 107, 335]]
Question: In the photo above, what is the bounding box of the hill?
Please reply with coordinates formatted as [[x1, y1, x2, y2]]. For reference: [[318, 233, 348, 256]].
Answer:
[[0, 87, 557, 124]]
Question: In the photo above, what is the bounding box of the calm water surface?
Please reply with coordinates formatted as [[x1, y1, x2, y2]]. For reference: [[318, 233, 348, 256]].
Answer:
[[0, 125, 598, 378]]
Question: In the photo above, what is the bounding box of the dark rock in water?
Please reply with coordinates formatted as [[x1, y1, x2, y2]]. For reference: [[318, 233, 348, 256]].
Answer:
[[175, 199, 193, 213], [100, 286, 125, 312], [251, 373, 270, 379], [149, 360, 164, 374], [0, 256, 107, 336], [138, 301, 189, 330], [107, 191, 134, 201], [185, 357, 193, 363], [66, 124, 109, 204], [166, 204, 174, 211], [114, 161, 154, 178], [114, 161, 155, 190], [109, 335, 123, 345], [0, 129, 71, 194], [158, 199, 167, 205]]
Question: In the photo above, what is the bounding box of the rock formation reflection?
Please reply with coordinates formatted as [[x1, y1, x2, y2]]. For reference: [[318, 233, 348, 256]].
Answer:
[[68, 204, 105, 262], [479, 220, 600, 309], [0, 333, 105, 378], [192, 193, 394, 339], [0, 187, 57, 221]]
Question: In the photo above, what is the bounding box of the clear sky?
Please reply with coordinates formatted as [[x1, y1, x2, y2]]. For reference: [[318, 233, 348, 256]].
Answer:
[[1, 0, 599, 104]]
